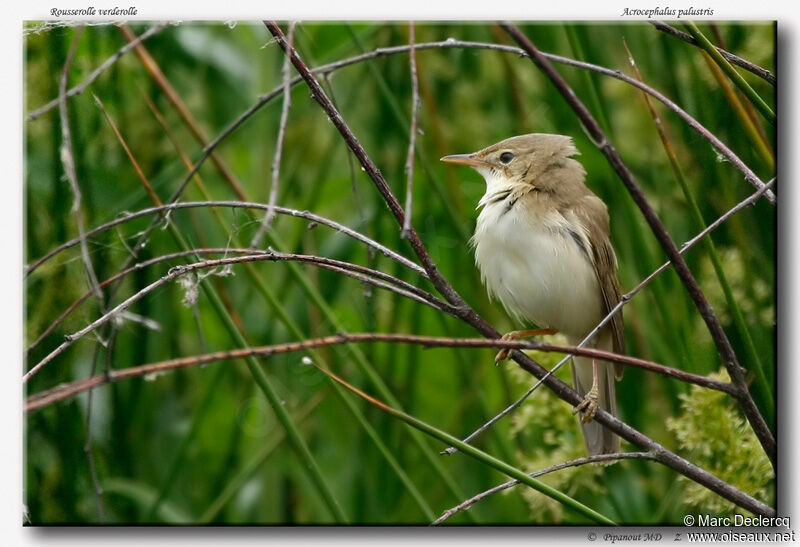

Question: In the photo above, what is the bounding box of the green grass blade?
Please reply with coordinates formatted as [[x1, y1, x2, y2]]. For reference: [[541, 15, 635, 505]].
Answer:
[[683, 22, 775, 124], [313, 361, 617, 525]]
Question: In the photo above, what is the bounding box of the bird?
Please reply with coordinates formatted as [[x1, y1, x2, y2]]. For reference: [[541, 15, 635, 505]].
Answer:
[[441, 133, 625, 455]]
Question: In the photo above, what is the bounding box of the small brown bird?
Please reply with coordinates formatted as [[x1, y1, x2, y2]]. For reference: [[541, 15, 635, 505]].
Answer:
[[441, 133, 625, 455]]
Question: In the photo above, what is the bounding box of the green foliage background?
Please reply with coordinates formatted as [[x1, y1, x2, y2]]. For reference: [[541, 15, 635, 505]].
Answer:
[[24, 21, 775, 524]]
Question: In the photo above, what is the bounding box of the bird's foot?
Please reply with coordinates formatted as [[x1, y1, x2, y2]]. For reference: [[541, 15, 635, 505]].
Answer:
[[572, 387, 599, 424], [494, 328, 557, 365]]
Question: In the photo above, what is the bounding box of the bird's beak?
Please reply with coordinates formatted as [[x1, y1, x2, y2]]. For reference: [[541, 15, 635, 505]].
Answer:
[[440, 153, 490, 168]]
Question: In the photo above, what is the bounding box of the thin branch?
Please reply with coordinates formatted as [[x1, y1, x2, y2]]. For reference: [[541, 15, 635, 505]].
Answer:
[[26, 333, 738, 411], [650, 21, 776, 86], [683, 22, 774, 124], [93, 93, 163, 206], [58, 26, 104, 306], [26, 201, 427, 279], [26, 330, 767, 517], [502, 22, 775, 468], [27, 23, 168, 121], [24, 251, 453, 382], [117, 24, 249, 201], [264, 22, 463, 306], [402, 22, 420, 239], [251, 22, 297, 248], [432, 452, 660, 525], [264, 21, 775, 516]]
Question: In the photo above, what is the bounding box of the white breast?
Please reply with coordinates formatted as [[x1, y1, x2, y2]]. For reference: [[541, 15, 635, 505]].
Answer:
[[472, 179, 603, 339]]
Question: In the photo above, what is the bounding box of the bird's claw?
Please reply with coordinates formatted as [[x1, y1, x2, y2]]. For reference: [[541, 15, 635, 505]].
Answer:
[[494, 333, 516, 365], [573, 389, 599, 424]]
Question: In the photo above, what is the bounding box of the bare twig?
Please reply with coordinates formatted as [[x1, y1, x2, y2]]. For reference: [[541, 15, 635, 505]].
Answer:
[[59, 26, 104, 305], [251, 22, 297, 248], [502, 22, 775, 466], [26, 201, 427, 279], [683, 22, 774, 124], [265, 21, 774, 517], [25, 250, 453, 382], [93, 93, 163, 206], [26, 334, 733, 410], [117, 24, 249, 201], [27, 23, 168, 121], [402, 22, 420, 239], [650, 21, 775, 85], [432, 452, 659, 525]]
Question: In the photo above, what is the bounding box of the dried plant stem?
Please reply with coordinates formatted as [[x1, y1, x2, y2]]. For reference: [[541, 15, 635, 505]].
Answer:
[[59, 30, 107, 522], [27, 332, 738, 410], [251, 22, 296, 248], [58, 27, 104, 305], [26, 201, 426, 279], [502, 22, 775, 467], [696, 49, 774, 171], [432, 452, 659, 525], [27, 23, 168, 121], [402, 22, 420, 238], [94, 94, 163, 206], [684, 22, 775, 124], [650, 21, 775, 85], [25, 250, 454, 382], [117, 24, 249, 201]]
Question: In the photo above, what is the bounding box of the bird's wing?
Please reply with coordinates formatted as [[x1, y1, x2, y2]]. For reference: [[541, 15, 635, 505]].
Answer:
[[574, 196, 626, 379]]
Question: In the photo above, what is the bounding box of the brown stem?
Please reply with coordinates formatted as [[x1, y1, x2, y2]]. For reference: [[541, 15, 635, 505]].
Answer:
[[650, 21, 775, 85], [432, 452, 660, 525], [26, 200, 426, 279], [27, 23, 168, 121], [27, 333, 736, 410]]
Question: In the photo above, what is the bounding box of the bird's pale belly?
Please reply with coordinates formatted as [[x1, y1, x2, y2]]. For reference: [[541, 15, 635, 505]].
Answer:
[[473, 202, 603, 339]]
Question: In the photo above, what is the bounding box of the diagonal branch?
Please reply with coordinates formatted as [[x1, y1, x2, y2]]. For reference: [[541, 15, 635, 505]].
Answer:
[[650, 21, 775, 86], [432, 451, 660, 525], [264, 21, 465, 308], [502, 22, 775, 468], [26, 248, 452, 356], [27, 333, 739, 408], [264, 21, 774, 517], [27, 23, 168, 121], [251, 21, 297, 247]]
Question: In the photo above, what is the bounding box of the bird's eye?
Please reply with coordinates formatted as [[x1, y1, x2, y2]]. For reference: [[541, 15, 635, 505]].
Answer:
[[499, 151, 514, 164]]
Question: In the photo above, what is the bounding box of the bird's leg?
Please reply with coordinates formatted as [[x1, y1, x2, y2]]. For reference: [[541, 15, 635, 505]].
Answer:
[[494, 328, 557, 364], [573, 359, 600, 424]]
